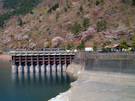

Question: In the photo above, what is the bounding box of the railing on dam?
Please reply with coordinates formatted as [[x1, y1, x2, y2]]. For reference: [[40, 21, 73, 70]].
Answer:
[[10, 51, 75, 73]]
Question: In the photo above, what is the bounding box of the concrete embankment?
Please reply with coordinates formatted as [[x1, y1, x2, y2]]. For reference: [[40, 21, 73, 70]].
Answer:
[[50, 52, 135, 101]]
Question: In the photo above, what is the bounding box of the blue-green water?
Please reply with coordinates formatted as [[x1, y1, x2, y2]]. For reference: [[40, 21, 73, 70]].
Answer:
[[0, 58, 76, 101]]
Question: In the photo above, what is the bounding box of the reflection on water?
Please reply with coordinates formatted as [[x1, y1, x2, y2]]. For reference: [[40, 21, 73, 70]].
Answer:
[[0, 58, 76, 101], [12, 72, 71, 85]]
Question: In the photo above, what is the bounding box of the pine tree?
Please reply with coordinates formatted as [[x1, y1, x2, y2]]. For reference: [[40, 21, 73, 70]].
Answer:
[[79, 5, 83, 12]]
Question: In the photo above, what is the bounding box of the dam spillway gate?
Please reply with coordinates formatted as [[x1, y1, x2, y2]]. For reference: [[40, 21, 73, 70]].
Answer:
[[10, 51, 75, 73]]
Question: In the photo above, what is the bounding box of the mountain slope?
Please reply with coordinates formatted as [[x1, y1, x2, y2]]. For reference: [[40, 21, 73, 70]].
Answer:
[[0, 0, 135, 50]]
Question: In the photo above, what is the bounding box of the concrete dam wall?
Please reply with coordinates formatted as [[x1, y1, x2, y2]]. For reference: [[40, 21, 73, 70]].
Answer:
[[69, 52, 135, 75]]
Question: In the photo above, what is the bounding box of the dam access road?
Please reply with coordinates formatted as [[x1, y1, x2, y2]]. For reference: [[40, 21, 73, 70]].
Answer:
[[50, 52, 135, 101]]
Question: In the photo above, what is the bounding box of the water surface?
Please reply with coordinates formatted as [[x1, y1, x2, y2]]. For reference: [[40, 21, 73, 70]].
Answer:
[[0, 57, 76, 101]]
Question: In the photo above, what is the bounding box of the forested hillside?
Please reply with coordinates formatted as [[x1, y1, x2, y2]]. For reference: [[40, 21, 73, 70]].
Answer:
[[0, 0, 135, 51], [0, 0, 41, 27]]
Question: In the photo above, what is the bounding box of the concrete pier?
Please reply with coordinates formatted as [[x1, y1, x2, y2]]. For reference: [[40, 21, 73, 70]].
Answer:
[[35, 65, 39, 72], [29, 65, 34, 73], [46, 64, 50, 72], [52, 64, 56, 72], [18, 65, 22, 73], [24, 65, 28, 73], [12, 65, 17, 73], [41, 65, 45, 72], [57, 64, 61, 72]]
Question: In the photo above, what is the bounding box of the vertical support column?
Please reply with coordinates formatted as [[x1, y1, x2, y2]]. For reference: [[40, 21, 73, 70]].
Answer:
[[57, 55, 61, 72], [18, 56, 22, 73], [30, 56, 34, 72], [46, 55, 50, 72], [63, 55, 67, 72], [41, 56, 45, 72], [12, 56, 17, 73], [52, 55, 56, 72], [70, 55, 72, 64], [35, 56, 39, 72], [24, 56, 28, 73]]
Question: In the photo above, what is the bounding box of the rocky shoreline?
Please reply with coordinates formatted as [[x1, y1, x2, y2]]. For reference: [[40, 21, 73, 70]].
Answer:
[[49, 62, 85, 101]]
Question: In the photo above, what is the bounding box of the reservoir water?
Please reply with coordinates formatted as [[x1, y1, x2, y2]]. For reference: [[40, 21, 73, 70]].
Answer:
[[0, 56, 76, 101]]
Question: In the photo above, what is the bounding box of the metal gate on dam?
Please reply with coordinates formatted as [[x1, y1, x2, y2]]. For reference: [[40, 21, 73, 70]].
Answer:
[[10, 51, 75, 73]]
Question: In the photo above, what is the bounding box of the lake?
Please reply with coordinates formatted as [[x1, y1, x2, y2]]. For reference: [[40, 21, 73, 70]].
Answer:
[[0, 56, 76, 101]]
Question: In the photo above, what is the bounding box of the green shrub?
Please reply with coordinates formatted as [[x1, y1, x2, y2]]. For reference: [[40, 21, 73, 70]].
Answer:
[[83, 18, 90, 27], [47, 3, 59, 13], [67, 43, 71, 50], [79, 5, 83, 12], [119, 40, 129, 50], [18, 17, 23, 26], [71, 22, 82, 34], [77, 40, 85, 50], [61, 44, 66, 50], [132, 33, 135, 49], [93, 41, 97, 51], [25, 39, 29, 43], [96, 0, 100, 5], [97, 20, 107, 31], [125, 18, 131, 27], [64, 7, 67, 12], [67, 43, 74, 50], [56, 12, 60, 22], [133, 0, 135, 5]]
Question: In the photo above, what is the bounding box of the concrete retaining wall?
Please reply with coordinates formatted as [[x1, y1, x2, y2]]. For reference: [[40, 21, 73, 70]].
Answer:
[[71, 52, 135, 74]]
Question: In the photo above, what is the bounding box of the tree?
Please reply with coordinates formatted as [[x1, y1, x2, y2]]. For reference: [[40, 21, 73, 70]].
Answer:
[[56, 12, 60, 22], [71, 22, 82, 34], [18, 17, 23, 26], [132, 33, 135, 49], [93, 41, 97, 51], [119, 40, 129, 51], [61, 44, 66, 50], [70, 42, 74, 49], [79, 5, 83, 12], [64, 7, 67, 12], [0, 0, 41, 27], [83, 18, 90, 27], [67, 43, 71, 50], [97, 20, 107, 32], [101, 41, 113, 52], [132, 0, 135, 5], [96, 0, 100, 5], [77, 40, 85, 50], [102, 42, 107, 52]]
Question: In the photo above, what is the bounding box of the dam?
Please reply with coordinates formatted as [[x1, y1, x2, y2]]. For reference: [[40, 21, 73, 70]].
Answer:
[[10, 51, 75, 73]]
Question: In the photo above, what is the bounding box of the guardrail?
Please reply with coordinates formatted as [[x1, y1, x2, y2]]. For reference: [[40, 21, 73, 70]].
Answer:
[[9, 51, 75, 56]]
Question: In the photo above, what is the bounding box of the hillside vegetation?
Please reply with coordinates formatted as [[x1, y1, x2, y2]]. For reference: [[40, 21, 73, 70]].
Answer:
[[0, 0, 135, 50]]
